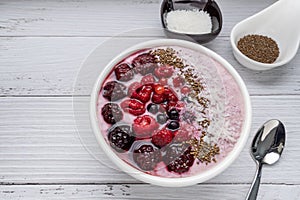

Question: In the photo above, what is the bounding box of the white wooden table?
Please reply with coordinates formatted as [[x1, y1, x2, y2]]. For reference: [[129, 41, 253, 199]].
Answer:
[[1, 0, 299, 199]]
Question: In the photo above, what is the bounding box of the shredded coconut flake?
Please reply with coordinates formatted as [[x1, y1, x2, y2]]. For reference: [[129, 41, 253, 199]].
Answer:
[[166, 9, 212, 34]]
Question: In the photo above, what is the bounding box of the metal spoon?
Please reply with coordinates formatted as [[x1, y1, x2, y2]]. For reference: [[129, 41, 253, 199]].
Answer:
[[246, 119, 286, 200]]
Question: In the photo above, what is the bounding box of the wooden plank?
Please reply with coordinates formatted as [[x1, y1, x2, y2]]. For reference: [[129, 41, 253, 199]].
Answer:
[[1, 37, 299, 96], [0, 184, 299, 200], [0, 0, 276, 37], [0, 96, 299, 184]]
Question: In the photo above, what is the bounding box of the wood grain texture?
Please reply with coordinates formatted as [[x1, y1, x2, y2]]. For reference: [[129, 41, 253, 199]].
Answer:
[[0, 96, 299, 184], [0, 37, 299, 96], [0, 0, 276, 37], [1, 184, 299, 200]]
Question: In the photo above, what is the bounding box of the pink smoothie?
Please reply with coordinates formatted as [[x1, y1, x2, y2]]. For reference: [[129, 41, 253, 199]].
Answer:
[[97, 46, 245, 178]]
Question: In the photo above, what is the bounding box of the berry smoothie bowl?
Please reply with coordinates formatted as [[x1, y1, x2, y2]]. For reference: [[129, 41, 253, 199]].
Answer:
[[90, 39, 251, 187]]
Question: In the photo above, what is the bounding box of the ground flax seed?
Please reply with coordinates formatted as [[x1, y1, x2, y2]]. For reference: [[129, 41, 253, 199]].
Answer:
[[237, 34, 280, 64]]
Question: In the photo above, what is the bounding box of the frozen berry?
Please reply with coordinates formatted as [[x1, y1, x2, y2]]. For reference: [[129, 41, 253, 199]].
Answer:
[[152, 129, 173, 148], [102, 81, 127, 101], [128, 82, 142, 96], [157, 113, 168, 124], [132, 115, 159, 139], [159, 78, 168, 85], [167, 120, 180, 130], [173, 129, 190, 142], [163, 143, 194, 174], [154, 84, 165, 95], [131, 85, 153, 103], [173, 76, 185, 88], [121, 99, 145, 116], [164, 87, 178, 102], [108, 125, 135, 152], [114, 63, 134, 82], [133, 143, 161, 171], [154, 65, 174, 78], [141, 74, 155, 85], [147, 103, 159, 114], [132, 53, 158, 75], [101, 103, 123, 124], [167, 108, 179, 120], [152, 93, 166, 104], [181, 86, 191, 95]]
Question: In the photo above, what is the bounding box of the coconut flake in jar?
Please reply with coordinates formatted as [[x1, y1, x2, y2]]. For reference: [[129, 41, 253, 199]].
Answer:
[[166, 9, 212, 34]]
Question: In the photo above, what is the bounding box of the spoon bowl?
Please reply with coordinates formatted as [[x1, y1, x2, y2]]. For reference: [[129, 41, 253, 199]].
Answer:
[[231, 0, 300, 70], [160, 0, 223, 44], [247, 119, 286, 200]]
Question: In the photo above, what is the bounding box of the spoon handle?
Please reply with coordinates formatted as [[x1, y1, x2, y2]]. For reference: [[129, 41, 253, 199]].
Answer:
[[246, 163, 263, 200]]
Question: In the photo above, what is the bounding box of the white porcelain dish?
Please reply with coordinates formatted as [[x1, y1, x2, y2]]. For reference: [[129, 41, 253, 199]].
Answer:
[[89, 39, 252, 187]]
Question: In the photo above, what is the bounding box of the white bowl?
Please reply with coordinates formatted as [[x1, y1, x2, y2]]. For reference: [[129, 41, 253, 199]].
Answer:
[[90, 39, 252, 187]]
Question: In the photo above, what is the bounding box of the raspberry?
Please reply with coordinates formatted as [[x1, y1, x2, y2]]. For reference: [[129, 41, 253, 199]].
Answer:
[[154, 65, 174, 78], [164, 87, 179, 102], [121, 99, 146, 116], [180, 86, 191, 95], [163, 143, 195, 174], [131, 85, 153, 103], [154, 84, 165, 95], [173, 76, 185, 88], [132, 115, 159, 139], [101, 103, 123, 124], [141, 74, 155, 85], [152, 93, 166, 104], [128, 82, 142, 96], [102, 81, 127, 101], [132, 53, 158, 75], [173, 129, 190, 142], [133, 143, 161, 171], [114, 63, 134, 82], [108, 125, 135, 152], [152, 129, 173, 148], [159, 78, 168, 85]]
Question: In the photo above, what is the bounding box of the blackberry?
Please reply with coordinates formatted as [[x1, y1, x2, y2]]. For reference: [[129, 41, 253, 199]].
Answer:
[[102, 81, 127, 101], [133, 143, 161, 171], [114, 63, 134, 82], [101, 103, 123, 124], [108, 125, 135, 153], [163, 143, 195, 174], [132, 53, 158, 75]]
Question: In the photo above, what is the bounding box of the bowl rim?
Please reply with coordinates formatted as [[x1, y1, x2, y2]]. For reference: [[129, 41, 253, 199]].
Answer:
[[89, 39, 252, 187]]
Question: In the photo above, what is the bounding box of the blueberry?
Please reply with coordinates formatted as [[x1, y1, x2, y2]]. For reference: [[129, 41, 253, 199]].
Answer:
[[147, 103, 159, 114], [167, 108, 179, 120], [157, 113, 168, 124], [167, 120, 180, 130]]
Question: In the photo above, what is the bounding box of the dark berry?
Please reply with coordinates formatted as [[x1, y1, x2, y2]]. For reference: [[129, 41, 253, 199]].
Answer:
[[167, 108, 179, 120], [167, 120, 180, 130], [114, 63, 134, 82], [152, 129, 173, 148], [133, 143, 161, 171], [101, 103, 123, 124], [147, 103, 159, 114], [132, 53, 158, 75], [102, 81, 127, 101], [163, 143, 195, 174], [108, 125, 135, 152], [157, 113, 168, 124]]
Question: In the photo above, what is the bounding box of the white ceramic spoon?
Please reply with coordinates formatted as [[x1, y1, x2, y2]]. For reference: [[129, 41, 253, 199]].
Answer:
[[230, 0, 300, 71]]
